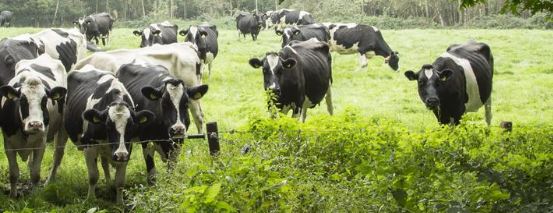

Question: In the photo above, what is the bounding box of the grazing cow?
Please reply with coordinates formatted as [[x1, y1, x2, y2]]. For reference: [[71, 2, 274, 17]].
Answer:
[[404, 41, 494, 125], [325, 23, 399, 71], [179, 24, 219, 77], [270, 9, 315, 30], [32, 28, 88, 72], [0, 54, 67, 197], [73, 42, 207, 133], [74, 12, 115, 46], [117, 62, 208, 184], [0, 10, 14, 27], [64, 66, 153, 204], [133, 21, 178, 48], [276, 24, 330, 47], [0, 35, 42, 87], [236, 13, 264, 41], [248, 39, 333, 121]]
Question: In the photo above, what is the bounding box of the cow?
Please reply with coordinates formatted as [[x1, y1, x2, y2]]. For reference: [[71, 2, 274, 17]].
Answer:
[[248, 38, 333, 122], [31, 28, 89, 72], [74, 12, 115, 46], [0, 10, 14, 27], [256, 12, 268, 30], [0, 35, 42, 87], [236, 12, 264, 41], [325, 23, 399, 71], [270, 9, 315, 30], [133, 21, 178, 48], [276, 24, 330, 47], [0, 54, 67, 197], [63, 65, 153, 204], [179, 24, 218, 77], [117, 62, 208, 184], [73, 42, 207, 133], [404, 41, 494, 125]]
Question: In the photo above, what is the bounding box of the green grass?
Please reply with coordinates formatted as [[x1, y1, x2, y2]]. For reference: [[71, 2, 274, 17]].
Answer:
[[0, 28, 552, 211]]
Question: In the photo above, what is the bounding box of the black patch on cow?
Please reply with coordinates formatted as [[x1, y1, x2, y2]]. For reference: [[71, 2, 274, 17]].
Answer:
[[30, 64, 56, 80], [52, 29, 69, 38], [56, 40, 78, 71], [19, 95, 30, 119], [92, 79, 113, 99]]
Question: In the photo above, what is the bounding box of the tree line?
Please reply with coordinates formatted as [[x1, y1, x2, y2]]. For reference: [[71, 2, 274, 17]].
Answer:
[[0, 0, 550, 27]]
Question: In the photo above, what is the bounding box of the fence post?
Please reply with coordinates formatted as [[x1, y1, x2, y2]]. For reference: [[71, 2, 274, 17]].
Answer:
[[206, 122, 220, 156]]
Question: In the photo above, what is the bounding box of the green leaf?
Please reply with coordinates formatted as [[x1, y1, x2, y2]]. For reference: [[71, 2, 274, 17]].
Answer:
[[204, 183, 222, 204]]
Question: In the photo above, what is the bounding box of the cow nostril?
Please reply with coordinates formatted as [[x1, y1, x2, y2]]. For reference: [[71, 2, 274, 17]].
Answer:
[[113, 152, 129, 161], [426, 98, 440, 106]]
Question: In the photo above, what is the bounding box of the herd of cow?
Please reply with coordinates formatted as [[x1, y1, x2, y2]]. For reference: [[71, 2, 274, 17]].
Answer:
[[0, 8, 494, 204]]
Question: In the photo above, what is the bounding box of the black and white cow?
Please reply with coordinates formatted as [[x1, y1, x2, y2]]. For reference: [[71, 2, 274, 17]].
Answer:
[[0, 10, 14, 27], [276, 24, 330, 47], [404, 41, 494, 125], [0, 54, 67, 197], [32, 28, 88, 71], [179, 24, 218, 77], [133, 21, 178, 48], [74, 12, 115, 46], [270, 9, 315, 30], [0, 35, 42, 87], [73, 42, 207, 133], [117, 62, 208, 184], [325, 23, 399, 71], [249, 38, 333, 121], [64, 65, 153, 204], [236, 13, 264, 41]]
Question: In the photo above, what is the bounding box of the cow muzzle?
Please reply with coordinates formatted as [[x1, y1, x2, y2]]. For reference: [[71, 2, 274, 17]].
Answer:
[[170, 125, 186, 138], [25, 121, 45, 133], [425, 97, 440, 109], [113, 149, 129, 162]]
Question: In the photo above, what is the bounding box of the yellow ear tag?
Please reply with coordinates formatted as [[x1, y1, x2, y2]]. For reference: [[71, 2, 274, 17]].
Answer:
[[150, 94, 158, 100], [194, 93, 202, 99], [7, 93, 17, 100], [139, 116, 148, 124], [93, 116, 101, 123]]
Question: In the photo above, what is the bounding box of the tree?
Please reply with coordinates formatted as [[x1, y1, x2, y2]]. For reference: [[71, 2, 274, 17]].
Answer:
[[460, 0, 552, 16]]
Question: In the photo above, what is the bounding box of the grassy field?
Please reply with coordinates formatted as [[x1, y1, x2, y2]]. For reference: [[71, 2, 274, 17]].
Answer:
[[0, 28, 552, 211]]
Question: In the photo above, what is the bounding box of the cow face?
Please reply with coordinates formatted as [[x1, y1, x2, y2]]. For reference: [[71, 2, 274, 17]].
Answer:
[[180, 26, 209, 60], [141, 79, 208, 140], [84, 102, 154, 161], [276, 27, 300, 47], [133, 27, 162, 48], [253, 14, 264, 29], [249, 53, 297, 97], [73, 18, 86, 34], [386, 51, 400, 71], [405, 64, 454, 110], [0, 77, 66, 134]]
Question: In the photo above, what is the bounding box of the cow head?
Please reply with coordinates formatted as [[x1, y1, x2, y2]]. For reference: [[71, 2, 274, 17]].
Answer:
[[249, 52, 298, 101], [0, 76, 66, 134], [253, 13, 264, 30], [0, 37, 42, 86], [405, 64, 454, 110], [84, 102, 154, 161], [276, 27, 301, 47], [385, 51, 400, 71], [73, 17, 87, 34], [133, 27, 162, 48], [141, 78, 208, 140], [180, 26, 209, 60]]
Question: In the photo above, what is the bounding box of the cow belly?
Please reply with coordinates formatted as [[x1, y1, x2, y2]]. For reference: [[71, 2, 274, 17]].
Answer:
[[442, 52, 483, 112], [329, 40, 359, 54]]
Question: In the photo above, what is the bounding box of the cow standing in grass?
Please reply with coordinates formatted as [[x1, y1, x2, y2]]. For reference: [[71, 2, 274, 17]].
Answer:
[[236, 12, 264, 41], [133, 21, 178, 48], [0, 54, 67, 197], [404, 41, 494, 125], [179, 24, 219, 77], [74, 12, 115, 46]]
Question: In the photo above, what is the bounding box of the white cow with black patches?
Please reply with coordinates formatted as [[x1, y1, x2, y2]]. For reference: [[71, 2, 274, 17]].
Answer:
[[0, 54, 67, 197], [63, 65, 154, 204], [179, 24, 219, 78]]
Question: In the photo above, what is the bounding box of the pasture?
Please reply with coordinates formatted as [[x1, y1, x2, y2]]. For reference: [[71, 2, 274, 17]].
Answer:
[[0, 27, 552, 211]]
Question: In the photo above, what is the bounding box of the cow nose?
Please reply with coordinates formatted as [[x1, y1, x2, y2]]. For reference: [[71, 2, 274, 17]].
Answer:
[[425, 98, 440, 107], [171, 125, 186, 136], [28, 121, 44, 129], [113, 150, 129, 161]]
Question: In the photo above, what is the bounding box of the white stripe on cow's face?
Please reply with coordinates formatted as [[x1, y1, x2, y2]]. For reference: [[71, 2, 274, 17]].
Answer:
[[189, 26, 198, 40], [19, 76, 48, 133], [424, 69, 433, 79], [441, 52, 483, 112], [371, 26, 379, 32], [166, 83, 186, 133], [108, 104, 131, 159], [143, 28, 151, 41]]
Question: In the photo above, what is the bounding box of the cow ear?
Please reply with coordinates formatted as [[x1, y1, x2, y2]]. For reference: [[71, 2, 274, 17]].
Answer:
[[83, 109, 107, 124], [179, 30, 188, 36], [134, 110, 154, 125], [249, 58, 263, 68], [152, 29, 161, 35], [438, 69, 453, 81], [0, 86, 20, 100], [47, 87, 67, 101], [275, 30, 283, 36], [199, 29, 208, 37], [282, 58, 297, 69], [141, 86, 163, 101], [187, 84, 209, 100], [133, 30, 142, 36], [292, 29, 301, 35], [404, 70, 418, 81]]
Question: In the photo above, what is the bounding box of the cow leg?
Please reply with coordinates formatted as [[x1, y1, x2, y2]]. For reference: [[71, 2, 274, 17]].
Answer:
[[291, 107, 301, 120], [326, 86, 334, 115], [101, 157, 111, 185], [84, 147, 99, 201], [94, 37, 100, 45], [4, 141, 20, 198], [101, 37, 106, 46], [358, 53, 369, 69], [30, 141, 46, 190], [142, 143, 157, 185], [189, 100, 205, 133], [208, 62, 213, 78], [114, 163, 128, 205], [485, 98, 492, 126], [300, 106, 308, 123], [46, 130, 68, 185]]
